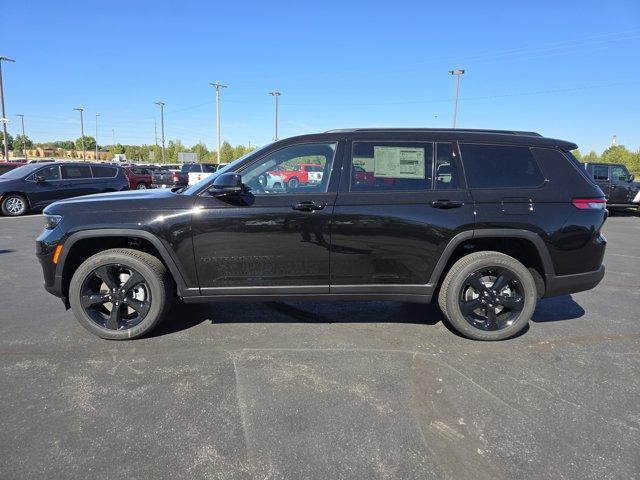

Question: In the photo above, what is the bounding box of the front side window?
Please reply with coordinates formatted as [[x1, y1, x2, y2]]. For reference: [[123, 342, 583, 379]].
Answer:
[[592, 165, 609, 180], [350, 142, 433, 192], [37, 165, 61, 181], [611, 165, 629, 182], [61, 165, 92, 179], [460, 144, 545, 189], [240, 142, 337, 194]]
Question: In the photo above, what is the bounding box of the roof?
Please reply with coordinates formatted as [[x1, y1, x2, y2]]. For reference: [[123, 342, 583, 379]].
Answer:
[[325, 128, 542, 137]]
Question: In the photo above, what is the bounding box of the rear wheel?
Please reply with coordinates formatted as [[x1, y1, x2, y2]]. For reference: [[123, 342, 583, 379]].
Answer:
[[287, 177, 299, 189], [69, 248, 173, 340], [136, 183, 148, 190], [1, 194, 28, 216], [438, 251, 537, 341]]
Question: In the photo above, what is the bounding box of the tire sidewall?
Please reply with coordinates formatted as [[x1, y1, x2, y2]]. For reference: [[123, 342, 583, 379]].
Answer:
[[2, 194, 28, 216], [69, 251, 168, 340], [445, 254, 537, 341], [288, 177, 299, 188]]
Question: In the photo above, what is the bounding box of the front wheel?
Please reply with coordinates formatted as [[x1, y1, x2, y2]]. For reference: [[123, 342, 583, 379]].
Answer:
[[136, 183, 148, 190], [287, 177, 299, 189], [68, 248, 174, 340], [1, 194, 29, 216], [438, 251, 537, 341]]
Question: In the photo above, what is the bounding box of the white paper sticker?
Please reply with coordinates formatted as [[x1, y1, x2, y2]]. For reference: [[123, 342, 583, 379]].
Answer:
[[373, 146, 425, 179], [353, 157, 375, 172]]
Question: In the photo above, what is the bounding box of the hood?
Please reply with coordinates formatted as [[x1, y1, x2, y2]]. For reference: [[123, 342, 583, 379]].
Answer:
[[44, 188, 196, 214]]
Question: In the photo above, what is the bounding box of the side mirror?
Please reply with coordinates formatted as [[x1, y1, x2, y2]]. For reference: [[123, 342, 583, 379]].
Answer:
[[629, 174, 635, 182], [208, 173, 244, 197]]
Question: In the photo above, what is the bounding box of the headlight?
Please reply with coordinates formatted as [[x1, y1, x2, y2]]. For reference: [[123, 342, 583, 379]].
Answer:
[[44, 214, 62, 230]]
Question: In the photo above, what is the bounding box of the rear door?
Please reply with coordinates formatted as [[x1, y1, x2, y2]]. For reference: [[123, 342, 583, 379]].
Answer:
[[60, 164, 97, 198], [590, 164, 611, 198], [330, 139, 474, 295]]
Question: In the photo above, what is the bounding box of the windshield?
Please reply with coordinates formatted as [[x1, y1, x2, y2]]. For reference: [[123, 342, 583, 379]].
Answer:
[[182, 145, 271, 195], [0, 163, 43, 180]]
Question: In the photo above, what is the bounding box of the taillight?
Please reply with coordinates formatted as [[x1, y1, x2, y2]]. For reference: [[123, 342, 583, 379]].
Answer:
[[571, 198, 606, 210], [171, 172, 179, 181]]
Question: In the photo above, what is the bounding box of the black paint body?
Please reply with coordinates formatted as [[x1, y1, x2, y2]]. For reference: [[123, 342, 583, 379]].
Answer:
[[36, 129, 607, 307]]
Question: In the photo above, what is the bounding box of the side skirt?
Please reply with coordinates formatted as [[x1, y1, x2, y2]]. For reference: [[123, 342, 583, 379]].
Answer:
[[182, 293, 433, 304]]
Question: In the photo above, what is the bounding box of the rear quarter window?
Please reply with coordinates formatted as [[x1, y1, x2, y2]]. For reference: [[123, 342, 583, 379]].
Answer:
[[460, 144, 545, 189]]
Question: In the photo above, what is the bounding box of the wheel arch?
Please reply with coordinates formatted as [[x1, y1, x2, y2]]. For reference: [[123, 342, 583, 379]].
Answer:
[[429, 229, 554, 297], [58, 229, 189, 299]]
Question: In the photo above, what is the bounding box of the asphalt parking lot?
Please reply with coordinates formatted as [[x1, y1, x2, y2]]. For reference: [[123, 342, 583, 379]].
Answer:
[[1, 213, 639, 479]]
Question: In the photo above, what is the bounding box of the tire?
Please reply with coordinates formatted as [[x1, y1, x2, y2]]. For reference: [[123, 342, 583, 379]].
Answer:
[[1, 194, 29, 216], [68, 248, 174, 340], [136, 183, 148, 190], [287, 177, 299, 189], [438, 251, 537, 341]]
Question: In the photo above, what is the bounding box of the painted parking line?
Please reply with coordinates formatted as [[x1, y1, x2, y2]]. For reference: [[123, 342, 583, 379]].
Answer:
[[0, 214, 43, 220]]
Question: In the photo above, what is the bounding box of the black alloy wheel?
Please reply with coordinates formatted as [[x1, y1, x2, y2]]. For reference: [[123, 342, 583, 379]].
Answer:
[[80, 264, 151, 331], [458, 267, 525, 331]]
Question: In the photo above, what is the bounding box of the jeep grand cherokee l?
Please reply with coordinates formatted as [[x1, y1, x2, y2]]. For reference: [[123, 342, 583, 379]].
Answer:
[[36, 129, 607, 341]]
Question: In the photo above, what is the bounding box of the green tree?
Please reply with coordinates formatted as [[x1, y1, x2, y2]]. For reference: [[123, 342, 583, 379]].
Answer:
[[110, 143, 125, 155], [571, 149, 582, 161], [75, 135, 96, 151], [13, 134, 33, 153], [219, 141, 234, 164], [600, 145, 634, 165], [191, 142, 209, 162], [582, 150, 600, 163], [1, 131, 13, 151]]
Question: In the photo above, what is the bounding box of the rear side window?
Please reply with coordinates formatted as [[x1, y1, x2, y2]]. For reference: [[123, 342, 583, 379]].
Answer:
[[61, 165, 92, 179], [350, 142, 434, 192], [203, 164, 217, 172], [592, 165, 609, 180], [92, 166, 117, 178], [435, 143, 461, 189], [460, 144, 545, 189]]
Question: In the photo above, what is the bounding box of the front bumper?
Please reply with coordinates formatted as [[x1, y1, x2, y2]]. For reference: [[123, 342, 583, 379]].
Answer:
[[544, 265, 605, 298]]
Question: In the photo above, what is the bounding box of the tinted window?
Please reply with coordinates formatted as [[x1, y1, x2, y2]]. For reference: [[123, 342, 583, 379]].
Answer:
[[203, 164, 218, 172], [460, 144, 545, 189], [61, 165, 92, 179], [241, 142, 337, 194], [350, 142, 433, 192], [435, 143, 461, 189], [37, 165, 61, 181], [92, 166, 117, 178], [592, 165, 609, 180], [182, 164, 201, 173], [611, 165, 628, 182], [0, 165, 16, 175]]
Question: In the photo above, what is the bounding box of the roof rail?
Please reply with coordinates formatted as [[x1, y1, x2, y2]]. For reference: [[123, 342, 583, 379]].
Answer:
[[325, 128, 542, 137]]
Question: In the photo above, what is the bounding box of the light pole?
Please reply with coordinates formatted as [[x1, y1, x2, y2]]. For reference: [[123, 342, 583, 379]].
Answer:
[[155, 101, 165, 162], [0, 56, 16, 162], [16, 113, 25, 159], [448, 69, 465, 128], [268, 91, 281, 141], [95, 114, 100, 161], [209, 82, 227, 163], [74, 107, 85, 159]]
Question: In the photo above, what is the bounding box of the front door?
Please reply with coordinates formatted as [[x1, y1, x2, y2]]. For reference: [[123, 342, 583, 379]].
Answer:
[[28, 165, 67, 208], [330, 140, 474, 295], [610, 164, 632, 204], [192, 141, 342, 295], [591, 164, 611, 198]]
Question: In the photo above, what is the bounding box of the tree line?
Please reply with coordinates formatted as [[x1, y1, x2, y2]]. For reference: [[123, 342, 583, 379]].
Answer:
[[1, 131, 255, 164]]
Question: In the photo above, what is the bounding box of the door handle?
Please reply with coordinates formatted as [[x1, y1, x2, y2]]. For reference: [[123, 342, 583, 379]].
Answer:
[[431, 200, 464, 209], [292, 201, 326, 211]]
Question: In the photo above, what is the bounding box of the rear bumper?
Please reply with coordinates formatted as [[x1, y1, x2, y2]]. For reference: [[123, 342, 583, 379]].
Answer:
[[544, 265, 605, 298]]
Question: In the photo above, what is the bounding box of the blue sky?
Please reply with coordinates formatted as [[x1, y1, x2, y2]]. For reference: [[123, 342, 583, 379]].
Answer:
[[2, 0, 639, 153]]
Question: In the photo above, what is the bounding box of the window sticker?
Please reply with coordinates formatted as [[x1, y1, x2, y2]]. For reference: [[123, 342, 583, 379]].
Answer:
[[373, 146, 425, 179], [353, 157, 375, 172]]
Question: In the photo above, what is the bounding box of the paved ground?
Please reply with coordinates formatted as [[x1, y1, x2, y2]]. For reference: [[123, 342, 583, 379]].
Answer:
[[0, 213, 639, 479]]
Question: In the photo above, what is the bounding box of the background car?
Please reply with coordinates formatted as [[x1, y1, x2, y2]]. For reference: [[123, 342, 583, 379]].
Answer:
[[584, 162, 640, 211], [123, 165, 153, 190], [0, 162, 26, 176], [0, 162, 129, 216]]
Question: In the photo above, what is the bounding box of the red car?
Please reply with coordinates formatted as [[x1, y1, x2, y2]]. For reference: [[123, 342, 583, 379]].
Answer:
[[0, 161, 27, 176], [268, 163, 324, 188], [123, 166, 153, 190]]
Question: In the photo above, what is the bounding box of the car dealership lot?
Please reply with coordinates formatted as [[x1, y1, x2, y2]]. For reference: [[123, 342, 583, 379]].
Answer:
[[1, 214, 639, 479]]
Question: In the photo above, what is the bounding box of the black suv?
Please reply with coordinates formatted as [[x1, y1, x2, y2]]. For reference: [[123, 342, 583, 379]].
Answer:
[[584, 162, 639, 211], [1, 162, 129, 216], [36, 129, 607, 341]]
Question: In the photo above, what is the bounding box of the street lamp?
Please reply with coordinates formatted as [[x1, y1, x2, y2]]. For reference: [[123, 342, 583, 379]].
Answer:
[[0, 56, 16, 162], [268, 91, 281, 141], [448, 69, 465, 128], [74, 107, 85, 160], [95, 114, 100, 161], [16, 114, 26, 159], [154, 101, 165, 162], [209, 82, 227, 164]]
